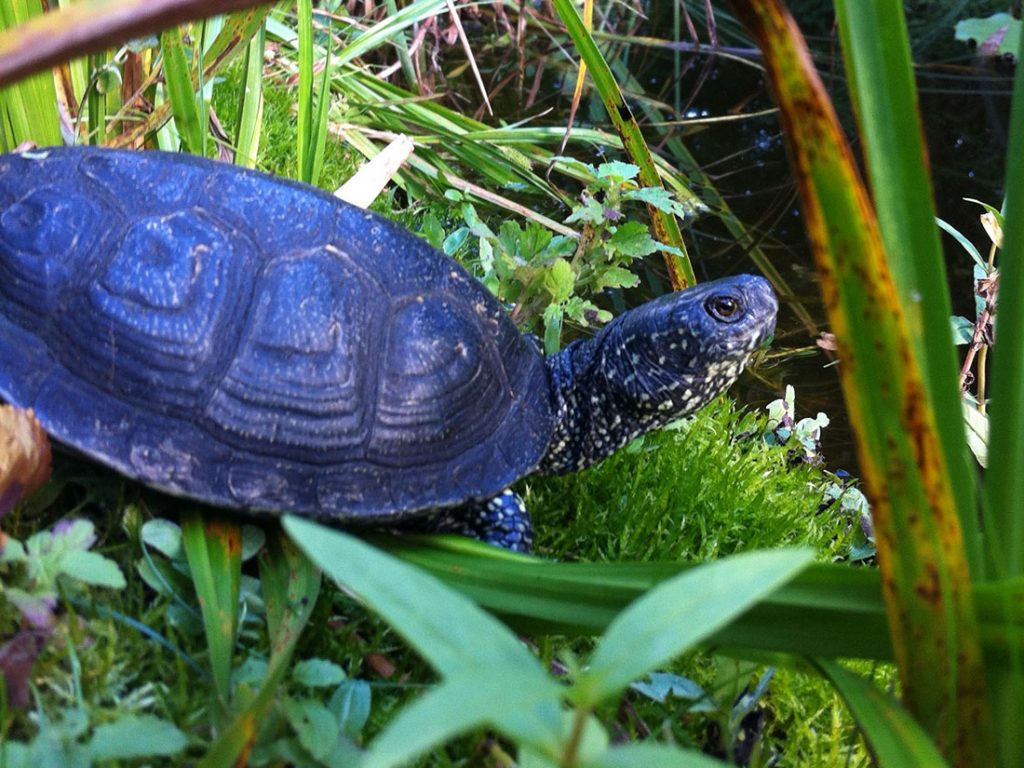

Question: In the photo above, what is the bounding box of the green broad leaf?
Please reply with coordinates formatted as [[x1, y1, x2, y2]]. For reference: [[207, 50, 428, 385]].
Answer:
[[575, 548, 813, 706], [461, 202, 496, 239], [59, 551, 125, 589], [607, 221, 660, 258], [329, 679, 372, 738], [564, 196, 606, 225], [292, 658, 347, 688], [630, 672, 706, 706], [0, 742, 29, 768], [442, 227, 470, 256], [583, 743, 728, 768], [818, 660, 949, 767], [48, 519, 96, 552], [623, 186, 695, 218], [142, 519, 184, 560], [954, 13, 1021, 58], [364, 675, 564, 768], [0, 536, 26, 562], [595, 266, 640, 292], [962, 401, 988, 469], [284, 698, 338, 762], [87, 715, 188, 760], [596, 161, 639, 181], [231, 656, 269, 689], [950, 316, 975, 346], [543, 259, 576, 303], [419, 214, 445, 250]]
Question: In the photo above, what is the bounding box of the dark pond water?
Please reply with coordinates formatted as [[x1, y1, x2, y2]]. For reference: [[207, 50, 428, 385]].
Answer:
[[482, 12, 1013, 474]]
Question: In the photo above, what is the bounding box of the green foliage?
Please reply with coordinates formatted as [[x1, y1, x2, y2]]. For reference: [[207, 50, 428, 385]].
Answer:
[[286, 515, 812, 767], [442, 160, 688, 352], [0, 519, 124, 629], [954, 13, 1021, 58], [0, 710, 188, 767]]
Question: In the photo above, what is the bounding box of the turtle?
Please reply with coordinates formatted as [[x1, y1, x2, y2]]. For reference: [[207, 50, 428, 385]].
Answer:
[[0, 146, 778, 551]]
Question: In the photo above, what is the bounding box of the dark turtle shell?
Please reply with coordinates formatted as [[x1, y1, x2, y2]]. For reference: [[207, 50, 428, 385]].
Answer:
[[0, 147, 554, 520]]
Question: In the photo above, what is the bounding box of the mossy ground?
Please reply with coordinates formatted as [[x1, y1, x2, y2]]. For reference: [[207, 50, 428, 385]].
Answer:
[[0, 67, 883, 767]]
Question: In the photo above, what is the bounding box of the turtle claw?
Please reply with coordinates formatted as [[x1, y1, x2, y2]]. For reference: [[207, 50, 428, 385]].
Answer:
[[418, 489, 534, 552]]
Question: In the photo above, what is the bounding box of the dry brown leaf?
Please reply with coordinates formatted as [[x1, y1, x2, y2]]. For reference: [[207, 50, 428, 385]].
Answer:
[[0, 405, 52, 516], [0, 630, 50, 708]]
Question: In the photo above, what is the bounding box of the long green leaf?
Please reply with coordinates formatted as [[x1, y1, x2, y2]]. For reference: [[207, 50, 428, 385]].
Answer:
[[727, 2, 991, 762], [982, 18, 1024, 768], [233, 20, 264, 167], [833, 0, 981, 578], [200, 532, 321, 767], [818, 660, 949, 767], [181, 512, 241, 709], [576, 549, 813, 705], [295, 0, 313, 181], [385, 537, 894, 660], [160, 25, 203, 153], [986, 0, 1024, 580]]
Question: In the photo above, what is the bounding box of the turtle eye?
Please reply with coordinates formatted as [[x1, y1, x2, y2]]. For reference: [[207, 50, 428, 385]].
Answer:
[[706, 294, 743, 322]]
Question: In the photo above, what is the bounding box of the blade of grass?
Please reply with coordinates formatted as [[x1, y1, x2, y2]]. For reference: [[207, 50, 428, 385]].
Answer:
[[296, 0, 313, 181], [382, 0, 416, 87], [0, 0, 62, 147], [385, 537, 892, 660], [160, 24, 204, 153], [199, 531, 321, 767], [181, 511, 241, 711], [549, 0, 694, 288], [309, 20, 333, 186], [233, 20, 264, 167], [728, 1, 990, 762]]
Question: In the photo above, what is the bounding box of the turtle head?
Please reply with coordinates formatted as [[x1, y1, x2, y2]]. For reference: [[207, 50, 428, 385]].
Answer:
[[600, 274, 777, 417], [540, 274, 777, 474]]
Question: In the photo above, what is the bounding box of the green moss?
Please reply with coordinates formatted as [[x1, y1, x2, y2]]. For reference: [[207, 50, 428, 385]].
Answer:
[[529, 397, 855, 563]]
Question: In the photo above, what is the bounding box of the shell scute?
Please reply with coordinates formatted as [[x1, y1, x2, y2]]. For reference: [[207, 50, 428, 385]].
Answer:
[[56, 208, 253, 407], [203, 247, 386, 461], [0, 186, 114, 326]]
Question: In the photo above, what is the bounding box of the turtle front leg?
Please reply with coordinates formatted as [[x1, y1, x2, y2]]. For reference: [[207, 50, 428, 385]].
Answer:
[[418, 489, 534, 552]]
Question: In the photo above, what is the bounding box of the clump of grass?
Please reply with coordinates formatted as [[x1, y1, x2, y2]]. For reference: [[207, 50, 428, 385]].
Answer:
[[210, 61, 357, 190]]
